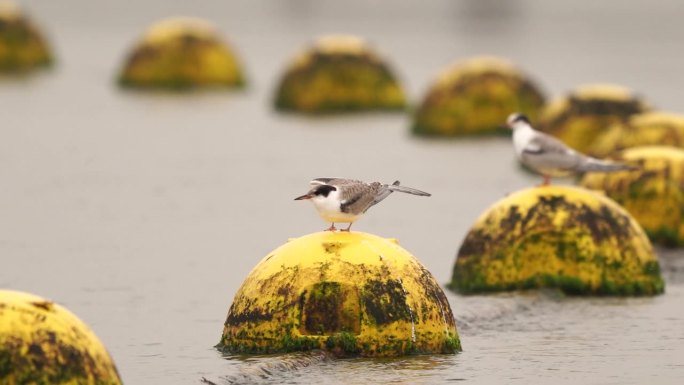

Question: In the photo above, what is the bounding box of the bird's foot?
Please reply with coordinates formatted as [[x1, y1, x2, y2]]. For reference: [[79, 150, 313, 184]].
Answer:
[[326, 224, 337, 231]]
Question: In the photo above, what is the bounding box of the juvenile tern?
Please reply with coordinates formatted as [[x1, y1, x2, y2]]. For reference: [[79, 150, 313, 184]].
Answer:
[[294, 178, 431, 231]]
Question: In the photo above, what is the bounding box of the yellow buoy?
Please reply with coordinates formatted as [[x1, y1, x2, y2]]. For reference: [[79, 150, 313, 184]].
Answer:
[[581, 146, 684, 247], [589, 111, 684, 157], [0, 290, 122, 385], [273, 35, 406, 114], [537, 83, 650, 153], [412, 56, 546, 136], [118, 17, 245, 90], [219, 231, 460, 357], [450, 185, 664, 295], [0, 1, 53, 72]]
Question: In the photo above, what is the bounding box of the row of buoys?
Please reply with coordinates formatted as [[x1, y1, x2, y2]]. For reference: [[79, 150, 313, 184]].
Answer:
[[3, 9, 683, 144]]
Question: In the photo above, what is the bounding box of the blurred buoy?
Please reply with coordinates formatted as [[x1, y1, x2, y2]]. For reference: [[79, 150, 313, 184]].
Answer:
[[273, 35, 406, 114], [219, 231, 460, 357], [537, 83, 650, 153], [590, 111, 684, 157], [411, 56, 546, 136], [450, 185, 664, 296], [581, 146, 684, 247], [118, 17, 246, 90], [0, 1, 52, 72], [0, 290, 122, 385]]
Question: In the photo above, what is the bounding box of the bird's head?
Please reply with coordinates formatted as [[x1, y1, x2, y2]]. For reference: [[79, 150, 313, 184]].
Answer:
[[294, 184, 337, 201], [504, 113, 531, 129]]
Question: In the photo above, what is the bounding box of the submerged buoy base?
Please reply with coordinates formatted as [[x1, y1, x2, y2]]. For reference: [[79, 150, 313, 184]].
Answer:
[[581, 146, 684, 247], [219, 231, 460, 357], [450, 185, 664, 296], [0, 290, 122, 385]]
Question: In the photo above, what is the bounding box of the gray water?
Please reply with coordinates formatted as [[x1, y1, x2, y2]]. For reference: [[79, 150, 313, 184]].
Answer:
[[2, 1, 684, 384]]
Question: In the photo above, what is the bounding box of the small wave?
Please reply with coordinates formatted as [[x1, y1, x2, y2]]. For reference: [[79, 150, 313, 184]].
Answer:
[[202, 350, 333, 385]]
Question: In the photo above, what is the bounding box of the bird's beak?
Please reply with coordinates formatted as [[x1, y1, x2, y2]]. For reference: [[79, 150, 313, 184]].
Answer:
[[500, 123, 511, 130], [294, 194, 313, 201]]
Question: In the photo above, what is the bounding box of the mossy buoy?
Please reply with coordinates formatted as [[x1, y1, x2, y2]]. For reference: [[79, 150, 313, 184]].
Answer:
[[537, 83, 650, 154], [450, 185, 664, 296], [0, 290, 122, 385], [411, 56, 546, 136], [273, 35, 406, 114], [0, 1, 52, 72], [589, 111, 684, 157], [219, 231, 460, 357], [581, 146, 684, 247], [118, 17, 245, 90]]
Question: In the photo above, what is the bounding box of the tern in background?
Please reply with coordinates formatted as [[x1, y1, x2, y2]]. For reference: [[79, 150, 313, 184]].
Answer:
[[505, 113, 637, 186], [294, 178, 431, 231]]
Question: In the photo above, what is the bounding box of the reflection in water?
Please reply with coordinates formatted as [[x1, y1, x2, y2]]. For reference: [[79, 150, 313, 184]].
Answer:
[[206, 351, 333, 385], [208, 350, 460, 385]]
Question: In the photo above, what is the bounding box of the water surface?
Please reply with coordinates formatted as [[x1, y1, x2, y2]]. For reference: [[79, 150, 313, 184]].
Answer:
[[2, 1, 684, 384]]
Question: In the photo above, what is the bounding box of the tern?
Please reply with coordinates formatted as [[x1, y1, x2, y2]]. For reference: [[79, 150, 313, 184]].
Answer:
[[294, 178, 431, 231], [505, 113, 636, 185]]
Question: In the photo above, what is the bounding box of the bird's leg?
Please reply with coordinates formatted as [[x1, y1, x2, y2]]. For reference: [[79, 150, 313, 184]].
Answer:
[[326, 223, 337, 231], [540, 175, 551, 186], [342, 222, 353, 232]]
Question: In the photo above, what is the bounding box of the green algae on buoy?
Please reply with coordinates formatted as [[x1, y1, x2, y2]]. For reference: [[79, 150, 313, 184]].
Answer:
[[273, 35, 406, 114], [589, 111, 684, 157], [581, 146, 684, 247], [450, 185, 664, 296], [0, 1, 53, 72], [411, 56, 546, 136], [118, 17, 246, 90], [0, 290, 122, 385], [536, 83, 651, 153], [219, 231, 460, 357]]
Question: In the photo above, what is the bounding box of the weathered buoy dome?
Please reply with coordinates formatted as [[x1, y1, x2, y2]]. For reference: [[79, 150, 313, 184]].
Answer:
[[590, 111, 684, 157], [118, 17, 245, 89], [411, 56, 546, 136], [273, 35, 406, 114], [219, 231, 460, 357], [450, 186, 664, 296], [0, 290, 122, 385], [537, 83, 651, 153], [581, 146, 684, 247], [0, 1, 52, 72]]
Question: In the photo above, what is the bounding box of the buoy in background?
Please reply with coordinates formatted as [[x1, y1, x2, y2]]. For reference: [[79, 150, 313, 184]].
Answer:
[[0, 290, 122, 385], [0, 1, 52, 72], [589, 111, 684, 157], [273, 35, 406, 114], [581, 146, 684, 247], [118, 17, 246, 90], [219, 232, 460, 357], [536, 83, 650, 153], [450, 185, 664, 296], [412, 56, 546, 136]]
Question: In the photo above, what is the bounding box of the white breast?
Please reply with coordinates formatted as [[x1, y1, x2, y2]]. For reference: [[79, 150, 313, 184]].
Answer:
[[512, 125, 536, 158], [310, 189, 359, 223]]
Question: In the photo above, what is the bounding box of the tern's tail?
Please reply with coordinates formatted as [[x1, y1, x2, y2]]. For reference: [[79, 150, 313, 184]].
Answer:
[[577, 158, 639, 173], [386, 180, 431, 196]]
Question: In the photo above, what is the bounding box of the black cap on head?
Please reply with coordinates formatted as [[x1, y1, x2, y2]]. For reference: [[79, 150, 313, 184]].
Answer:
[[505, 112, 530, 127], [313, 184, 337, 197]]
